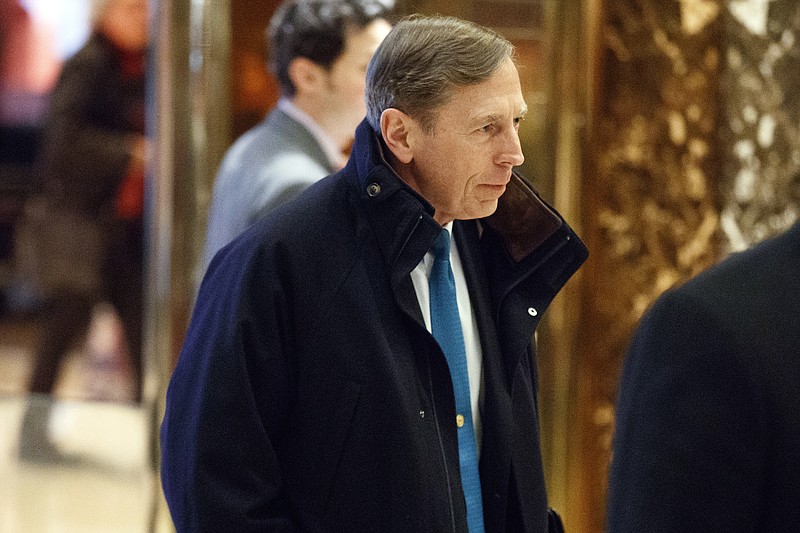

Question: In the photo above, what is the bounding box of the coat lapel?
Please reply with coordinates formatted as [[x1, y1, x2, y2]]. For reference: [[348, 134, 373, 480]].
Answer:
[[454, 220, 516, 531]]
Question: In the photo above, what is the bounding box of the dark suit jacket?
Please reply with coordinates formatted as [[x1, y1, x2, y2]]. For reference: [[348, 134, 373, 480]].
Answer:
[[608, 221, 800, 532], [161, 119, 587, 532]]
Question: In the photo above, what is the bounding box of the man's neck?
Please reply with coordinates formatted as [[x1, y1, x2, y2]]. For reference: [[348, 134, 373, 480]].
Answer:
[[278, 97, 347, 170], [288, 94, 348, 150]]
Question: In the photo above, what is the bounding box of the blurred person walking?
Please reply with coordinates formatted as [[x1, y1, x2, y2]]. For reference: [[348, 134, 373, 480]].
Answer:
[[17, 0, 149, 463]]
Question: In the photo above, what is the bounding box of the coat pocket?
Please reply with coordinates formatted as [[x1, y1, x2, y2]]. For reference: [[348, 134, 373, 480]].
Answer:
[[284, 375, 361, 516]]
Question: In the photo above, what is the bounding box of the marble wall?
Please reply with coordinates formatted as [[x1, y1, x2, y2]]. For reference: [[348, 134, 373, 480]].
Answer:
[[578, 1, 800, 529], [721, 0, 800, 250]]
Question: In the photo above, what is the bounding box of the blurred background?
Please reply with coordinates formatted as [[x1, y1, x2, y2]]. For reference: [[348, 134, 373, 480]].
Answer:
[[1, 0, 798, 531]]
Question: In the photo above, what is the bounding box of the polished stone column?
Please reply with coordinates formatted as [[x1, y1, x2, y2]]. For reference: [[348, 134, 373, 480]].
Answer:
[[720, 0, 800, 250], [145, 0, 230, 396], [579, 1, 723, 530], [145, 0, 230, 526], [578, 1, 800, 531]]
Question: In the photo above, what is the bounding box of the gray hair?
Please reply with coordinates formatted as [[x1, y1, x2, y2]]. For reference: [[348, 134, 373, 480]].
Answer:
[[366, 15, 514, 134]]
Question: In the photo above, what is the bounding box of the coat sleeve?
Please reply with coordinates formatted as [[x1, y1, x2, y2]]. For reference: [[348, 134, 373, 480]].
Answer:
[[606, 289, 767, 533], [160, 242, 297, 532], [40, 44, 137, 210]]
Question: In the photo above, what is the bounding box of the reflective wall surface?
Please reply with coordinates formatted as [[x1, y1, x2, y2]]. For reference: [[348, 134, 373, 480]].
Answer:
[[576, 1, 800, 530]]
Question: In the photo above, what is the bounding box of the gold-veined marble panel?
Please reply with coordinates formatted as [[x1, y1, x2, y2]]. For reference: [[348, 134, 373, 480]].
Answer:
[[579, 1, 723, 528], [720, 1, 800, 251]]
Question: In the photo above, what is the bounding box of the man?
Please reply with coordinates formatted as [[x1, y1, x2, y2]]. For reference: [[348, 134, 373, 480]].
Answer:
[[607, 221, 800, 532], [162, 15, 587, 532], [201, 0, 393, 271]]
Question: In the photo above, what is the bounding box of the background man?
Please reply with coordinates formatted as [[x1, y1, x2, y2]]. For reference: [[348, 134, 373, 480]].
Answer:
[[608, 221, 800, 531], [201, 0, 392, 271], [162, 15, 586, 532]]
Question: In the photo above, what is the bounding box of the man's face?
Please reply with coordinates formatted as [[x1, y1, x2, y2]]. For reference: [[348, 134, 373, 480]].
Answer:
[[402, 57, 527, 225], [321, 19, 392, 140]]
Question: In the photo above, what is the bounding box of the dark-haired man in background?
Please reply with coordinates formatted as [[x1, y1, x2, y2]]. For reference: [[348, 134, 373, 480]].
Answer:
[[202, 0, 392, 271]]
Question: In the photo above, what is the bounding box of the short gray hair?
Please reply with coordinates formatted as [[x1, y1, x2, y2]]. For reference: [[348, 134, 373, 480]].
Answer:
[[366, 15, 514, 134]]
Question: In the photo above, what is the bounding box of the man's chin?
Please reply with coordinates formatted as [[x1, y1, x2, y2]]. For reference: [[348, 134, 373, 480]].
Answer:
[[467, 199, 500, 220]]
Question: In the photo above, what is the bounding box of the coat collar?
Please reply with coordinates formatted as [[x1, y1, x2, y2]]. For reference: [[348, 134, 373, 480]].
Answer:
[[345, 119, 584, 289], [486, 171, 563, 263], [346, 120, 441, 288]]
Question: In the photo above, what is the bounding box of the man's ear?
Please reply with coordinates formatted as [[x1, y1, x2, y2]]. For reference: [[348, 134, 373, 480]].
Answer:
[[380, 108, 416, 164], [287, 57, 325, 96]]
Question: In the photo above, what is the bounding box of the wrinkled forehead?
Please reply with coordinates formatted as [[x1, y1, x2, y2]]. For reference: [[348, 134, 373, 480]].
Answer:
[[427, 58, 525, 123]]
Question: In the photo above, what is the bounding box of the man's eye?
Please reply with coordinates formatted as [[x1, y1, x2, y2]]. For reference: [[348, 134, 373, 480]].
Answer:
[[480, 124, 494, 133]]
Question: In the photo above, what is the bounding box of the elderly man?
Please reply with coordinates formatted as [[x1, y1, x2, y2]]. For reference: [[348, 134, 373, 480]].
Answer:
[[162, 15, 586, 532], [201, 0, 393, 272]]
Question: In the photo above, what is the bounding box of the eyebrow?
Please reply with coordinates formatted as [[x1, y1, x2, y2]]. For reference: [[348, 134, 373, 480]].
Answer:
[[473, 105, 529, 125]]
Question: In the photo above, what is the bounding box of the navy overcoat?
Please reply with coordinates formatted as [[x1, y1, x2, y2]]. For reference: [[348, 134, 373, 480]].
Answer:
[[161, 120, 587, 532]]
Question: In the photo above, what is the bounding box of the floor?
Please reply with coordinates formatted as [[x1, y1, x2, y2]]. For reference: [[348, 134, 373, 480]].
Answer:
[[0, 309, 173, 533]]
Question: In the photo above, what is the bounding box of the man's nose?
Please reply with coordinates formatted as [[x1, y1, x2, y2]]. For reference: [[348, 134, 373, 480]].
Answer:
[[498, 128, 524, 167]]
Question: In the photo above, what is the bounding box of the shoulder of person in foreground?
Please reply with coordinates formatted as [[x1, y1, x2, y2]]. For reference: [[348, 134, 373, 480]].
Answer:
[[608, 221, 800, 533]]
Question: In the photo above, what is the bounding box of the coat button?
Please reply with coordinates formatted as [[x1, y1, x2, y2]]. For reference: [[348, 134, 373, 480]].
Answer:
[[456, 414, 465, 428], [367, 182, 381, 197], [528, 307, 538, 317]]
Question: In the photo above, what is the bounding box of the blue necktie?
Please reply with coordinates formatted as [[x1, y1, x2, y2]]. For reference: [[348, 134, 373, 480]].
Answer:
[[429, 229, 485, 533]]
